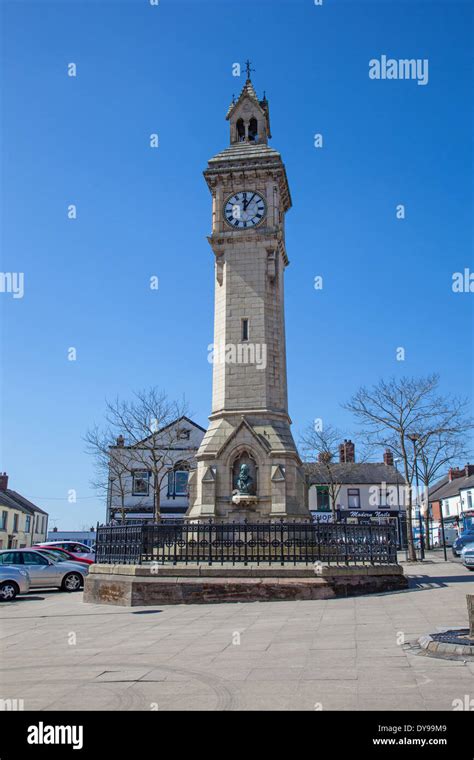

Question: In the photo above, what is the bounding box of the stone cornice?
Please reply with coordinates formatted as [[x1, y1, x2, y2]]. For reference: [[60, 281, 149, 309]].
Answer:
[[204, 161, 291, 213], [207, 233, 289, 266]]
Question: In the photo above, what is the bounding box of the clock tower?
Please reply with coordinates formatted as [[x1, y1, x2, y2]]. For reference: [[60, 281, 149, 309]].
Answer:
[[187, 72, 309, 522]]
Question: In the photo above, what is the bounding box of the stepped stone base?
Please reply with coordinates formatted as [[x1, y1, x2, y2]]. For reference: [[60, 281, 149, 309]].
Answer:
[[84, 564, 407, 606]]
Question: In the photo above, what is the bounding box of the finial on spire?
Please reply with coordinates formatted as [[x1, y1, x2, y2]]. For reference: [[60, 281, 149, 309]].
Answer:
[[244, 59, 255, 80]]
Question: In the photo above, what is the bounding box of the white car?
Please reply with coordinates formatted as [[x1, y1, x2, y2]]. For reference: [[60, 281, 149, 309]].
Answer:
[[37, 541, 95, 562], [0, 549, 88, 591]]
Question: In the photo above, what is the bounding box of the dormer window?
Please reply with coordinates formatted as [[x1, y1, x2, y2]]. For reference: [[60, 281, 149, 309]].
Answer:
[[248, 117, 258, 142]]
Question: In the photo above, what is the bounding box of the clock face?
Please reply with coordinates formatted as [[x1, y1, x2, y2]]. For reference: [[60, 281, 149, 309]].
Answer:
[[224, 191, 266, 229]]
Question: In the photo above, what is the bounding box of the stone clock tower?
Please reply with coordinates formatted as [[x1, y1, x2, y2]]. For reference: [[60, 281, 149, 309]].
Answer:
[[186, 73, 309, 522]]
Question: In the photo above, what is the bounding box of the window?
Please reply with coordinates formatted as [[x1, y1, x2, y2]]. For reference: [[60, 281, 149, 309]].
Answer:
[[23, 552, 49, 565], [347, 489, 361, 508], [132, 471, 150, 496], [468, 491, 473, 511], [0, 551, 21, 565], [178, 429, 191, 440], [167, 469, 189, 497], [13, 514, 19, 533], [25, 515, 31, 532], [316, 487, 330, 512], [1, 511, 7, 531], [69, 544, 88, 553], [174, 471, 188, 496], [242, 318, 249, 342]]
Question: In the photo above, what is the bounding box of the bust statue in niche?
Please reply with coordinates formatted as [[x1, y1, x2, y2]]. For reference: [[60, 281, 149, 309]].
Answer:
[[232, 452, 257, 496]]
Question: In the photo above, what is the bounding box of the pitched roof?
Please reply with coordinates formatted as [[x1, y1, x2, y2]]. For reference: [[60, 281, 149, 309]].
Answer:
[[111, 416, 206, 449], [428, 473, 474, 501], [0, 489, 48, 515], [226, 79, 263, 120], [428, 475, 449, 499], [304, 462, 405, 486], [460, 475, 474, 491]]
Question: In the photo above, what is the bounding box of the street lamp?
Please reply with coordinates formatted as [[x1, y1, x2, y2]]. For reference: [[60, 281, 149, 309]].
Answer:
[[439, 498, 448, 562], [408, 433, 425, 560], [393, 457, 404, 552]]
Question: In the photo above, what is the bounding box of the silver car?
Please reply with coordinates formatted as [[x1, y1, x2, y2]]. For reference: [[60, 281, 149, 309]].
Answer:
[[0, 549, 88, 591], [0, 565, 30, 601], [461, 543, 474, 571]]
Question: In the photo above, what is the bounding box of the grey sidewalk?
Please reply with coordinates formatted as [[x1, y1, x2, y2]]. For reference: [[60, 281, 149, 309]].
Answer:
[[0, 560, 473, 711]]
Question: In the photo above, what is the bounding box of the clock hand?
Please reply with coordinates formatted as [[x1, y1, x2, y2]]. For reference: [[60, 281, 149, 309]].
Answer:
[[244, 193, 255, 211]]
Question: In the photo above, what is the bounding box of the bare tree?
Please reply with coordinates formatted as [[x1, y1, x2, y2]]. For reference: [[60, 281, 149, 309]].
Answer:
[[84, 425, 132, 524], [102, 388, 193, 522], [300, 423, 369, 520], [345, 374, 473, 560], [416, 428, 472, 549]]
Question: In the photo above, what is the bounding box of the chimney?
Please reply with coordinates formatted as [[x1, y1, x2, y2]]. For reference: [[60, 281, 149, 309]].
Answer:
[[0, 473, 8, 491], [116, 435, 125, 447], [465, 463, 474, 478], [339, 439, 355, 463], [448, 467, 464, 482], [383, 449, 394, 467]]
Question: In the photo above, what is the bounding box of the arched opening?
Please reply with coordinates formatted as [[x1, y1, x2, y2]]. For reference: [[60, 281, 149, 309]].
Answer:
[[232, 450, 257, 495], [236, 118, 245, 142], [248, 117, 258, 142]]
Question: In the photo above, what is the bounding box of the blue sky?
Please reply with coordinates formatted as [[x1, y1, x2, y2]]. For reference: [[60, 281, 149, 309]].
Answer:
[[1, 0, 472, 529]]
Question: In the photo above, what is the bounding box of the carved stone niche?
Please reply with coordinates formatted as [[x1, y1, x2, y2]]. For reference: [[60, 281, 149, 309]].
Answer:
[[232, 450, 257, 496]]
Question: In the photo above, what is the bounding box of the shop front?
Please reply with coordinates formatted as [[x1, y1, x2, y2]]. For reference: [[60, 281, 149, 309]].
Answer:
[[337, 509, 405, 548]]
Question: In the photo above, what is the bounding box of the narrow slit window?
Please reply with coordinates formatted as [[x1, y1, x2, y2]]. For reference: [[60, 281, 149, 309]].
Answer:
[[242, 318, 249, 341]]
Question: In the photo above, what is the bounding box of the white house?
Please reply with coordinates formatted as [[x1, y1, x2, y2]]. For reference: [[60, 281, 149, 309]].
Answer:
[[0, 473, 48, 548], [429, 465, 474, 539], [106, 417, 205, 523], [305, 442, 407, 544]]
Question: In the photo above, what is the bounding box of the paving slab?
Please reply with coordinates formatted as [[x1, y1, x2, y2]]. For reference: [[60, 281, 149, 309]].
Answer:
[[0, 559, 473, 710]]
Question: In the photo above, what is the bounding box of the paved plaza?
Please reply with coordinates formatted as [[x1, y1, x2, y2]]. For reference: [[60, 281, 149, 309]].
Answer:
[[1, 557, 473, 711]]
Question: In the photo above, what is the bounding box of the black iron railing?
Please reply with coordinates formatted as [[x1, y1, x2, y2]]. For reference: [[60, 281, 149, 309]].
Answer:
[[95, 520, 398, 566]]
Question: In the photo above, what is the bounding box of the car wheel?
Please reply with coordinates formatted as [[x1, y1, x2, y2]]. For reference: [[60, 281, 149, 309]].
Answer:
[[61, 572, 83, 592], [0, 581, 19, 601]]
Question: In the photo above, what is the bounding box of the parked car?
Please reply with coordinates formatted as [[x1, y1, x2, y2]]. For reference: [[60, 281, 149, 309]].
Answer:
[[461, 543, 474, 571], [31, 545, 94, 565], [38, 541, 95, 562], [0, 566, 30, 601], [452, 529, 474, 557], [0, 549, 89, 591]]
